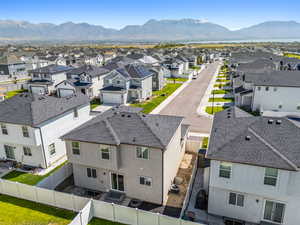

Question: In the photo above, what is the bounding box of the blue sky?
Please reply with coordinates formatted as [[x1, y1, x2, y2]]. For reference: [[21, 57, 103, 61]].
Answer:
[[1, 0, 299, 30]]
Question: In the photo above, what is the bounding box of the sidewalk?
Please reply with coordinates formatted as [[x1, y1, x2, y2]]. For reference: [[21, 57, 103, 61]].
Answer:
[[197, 63, 222, 118], [151, 65, 205, 114]]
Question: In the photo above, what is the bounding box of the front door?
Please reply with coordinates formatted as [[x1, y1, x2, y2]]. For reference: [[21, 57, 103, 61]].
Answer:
[[111, 173, 124, 192], [4, 145, 15, 160]]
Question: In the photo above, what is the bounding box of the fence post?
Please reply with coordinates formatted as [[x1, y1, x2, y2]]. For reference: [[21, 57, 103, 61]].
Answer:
[[79, 211, 83, 225], [53, 190, 57, 207], [16, 182, 21, 198], [135, 208, 139, 225], [72, 194, 77, 212], [34, 186, 39, 202], [157, 213, 160, 225], [112, 203, 116, 222]]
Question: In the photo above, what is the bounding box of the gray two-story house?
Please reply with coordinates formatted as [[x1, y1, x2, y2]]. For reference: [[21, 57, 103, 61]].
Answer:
[[100, 64, 153, 104], [62, 107, 189, 205]]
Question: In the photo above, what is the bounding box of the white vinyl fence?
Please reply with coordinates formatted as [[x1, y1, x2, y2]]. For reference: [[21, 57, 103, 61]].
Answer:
[[0, 178, 206, 225], [37, 163, 73, 190]]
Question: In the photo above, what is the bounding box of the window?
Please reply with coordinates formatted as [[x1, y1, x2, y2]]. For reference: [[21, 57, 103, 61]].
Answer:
[[23, 147, 32, 156], [264, 168, 278, 186], [265, 86, 269, 91], [72, 142, 80, 155], [136, 147, 149, 159], [87, 168, 97, 178], [73, 108, 78, 118], [219, 162, 232, 178], [49, 143, 56, 156], [140, 176, 152, 186], [264, 201, 285, 224], [4, 145, 15, 159], [229, 192, 244, 207], [257, 86, 261, 91], [22, 126, 29, 137], [273, 87, 277, 91], [101, 148, 110, 160], [278, 104, 282, 109], [297, 105, 300, 111], [1, 124, 8, 135]]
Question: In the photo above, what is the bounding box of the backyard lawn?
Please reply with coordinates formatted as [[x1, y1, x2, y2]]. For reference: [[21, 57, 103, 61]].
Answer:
[[131, 83, 182, 113], [88, 218, 125, 225], [208, 97, 234, 102], [216, 79, 230, 83], [201, 137, 209, 149], [214, 83, 231, 88], [4, 89, 27, 99], [205, 106, 228, 114], [0, 194, 75, 225], [284, 53, 300, 59], [2, 161, 67, 185]]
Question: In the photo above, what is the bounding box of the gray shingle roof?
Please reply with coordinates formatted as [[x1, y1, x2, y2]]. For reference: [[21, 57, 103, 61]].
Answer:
[[0, 93, 89, 127], [62, 109, 184, 149], [29, 65, 73, 75], [207, 106, 300, 171]]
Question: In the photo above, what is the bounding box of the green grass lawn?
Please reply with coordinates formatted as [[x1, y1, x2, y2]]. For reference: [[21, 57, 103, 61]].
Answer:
[[88, 218, 125, 225], [0, 194, 75, 225], [166, 77, 188, 82], [208, 97, 234, 102], [205, 106, 228, 114], [201, 137, 209, 149], [216, 79, 230, 83], [90, 98, 102, 109], [4, 89, 27, 99], [211, 90, 231, 94], [2, 161, 67, 186], [131, 83, 182, 113], [190, 65, 201, 70], [217, 76, 229, 79], [214, 83, 231, 88]]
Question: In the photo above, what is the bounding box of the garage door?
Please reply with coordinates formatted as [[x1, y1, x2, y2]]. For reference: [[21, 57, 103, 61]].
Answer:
[[31, 86, 46, 95], [102, 92, 123, 104], [58, 88, 75, 97]]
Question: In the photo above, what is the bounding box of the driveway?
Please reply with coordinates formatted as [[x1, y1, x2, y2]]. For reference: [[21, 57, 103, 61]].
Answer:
[[159, 62, 220, 134]]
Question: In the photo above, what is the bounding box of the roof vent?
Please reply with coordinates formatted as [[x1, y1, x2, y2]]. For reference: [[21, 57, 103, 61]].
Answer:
[[268, 119, 274, 124], [276, 120, 282, 125], [121, 114, 125, 117], [227, 115, 231, 119], [155, 123, 159, 127], [132, 137, 136, 142], [245, 135, 251, 141]]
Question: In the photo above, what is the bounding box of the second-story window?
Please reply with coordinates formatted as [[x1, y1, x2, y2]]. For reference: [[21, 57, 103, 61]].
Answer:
[[72, 142, 80, 155], [219, 162, 232, 179], [23, 146, 32, 156], [22, 126, 29, 137], [101, 148, 110, 160], [136, 147, 149, 159], [264, 168, 278, 186], [1, 124, 8, 135], [140, 176, 152, 186]]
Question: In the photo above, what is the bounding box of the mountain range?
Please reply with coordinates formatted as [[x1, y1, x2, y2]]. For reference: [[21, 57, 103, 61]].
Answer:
[[1, 19, 300, 42]]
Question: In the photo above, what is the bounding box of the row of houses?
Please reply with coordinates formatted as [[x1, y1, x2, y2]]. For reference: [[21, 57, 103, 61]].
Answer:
[[203, 50, 300, 225]]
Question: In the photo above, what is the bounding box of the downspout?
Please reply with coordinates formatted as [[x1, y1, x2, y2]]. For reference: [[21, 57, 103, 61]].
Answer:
[[38, 127, 48, 169]]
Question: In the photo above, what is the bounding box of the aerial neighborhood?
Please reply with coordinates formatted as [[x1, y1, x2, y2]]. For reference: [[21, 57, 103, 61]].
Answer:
[[0, 41, 300, 225]]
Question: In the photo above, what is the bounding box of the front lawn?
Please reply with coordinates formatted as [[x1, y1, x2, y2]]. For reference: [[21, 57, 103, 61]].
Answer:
[[211, 90, 231, 94], [90, 98, 102, 109], [208, 97, 234, 102], [131, 83, 182, 113], [2, 161, 67, 186], [166, 77, 188, 82], [216, 79, 230, 83], [205, 106, 228, 114], [89, 218, 125, 225], [5, 89, 27, 99], [0, 194, 75, 225], [214, 83, 231, 88]]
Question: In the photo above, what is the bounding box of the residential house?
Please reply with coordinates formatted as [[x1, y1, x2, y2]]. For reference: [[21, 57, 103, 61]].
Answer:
[[206, 106, 300, 225], [0, 55, 28, 78], [27, 65, 73, 95], [0, 93, 91, 168], [62, 107, 189, 205], [55, 65, 110, 98], [101, 64, 153, 104]]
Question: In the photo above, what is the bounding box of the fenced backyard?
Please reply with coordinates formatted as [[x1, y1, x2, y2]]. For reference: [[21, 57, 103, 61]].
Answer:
[[0, 176, 206, 225]]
